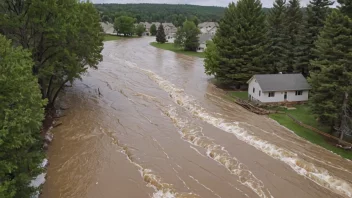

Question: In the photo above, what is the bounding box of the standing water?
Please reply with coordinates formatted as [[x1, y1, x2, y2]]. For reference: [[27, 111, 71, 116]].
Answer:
[[41, 38, 352, 198]]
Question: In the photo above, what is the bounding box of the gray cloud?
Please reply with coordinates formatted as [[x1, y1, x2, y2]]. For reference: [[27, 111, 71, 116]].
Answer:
[[91, 0, 314, 8]]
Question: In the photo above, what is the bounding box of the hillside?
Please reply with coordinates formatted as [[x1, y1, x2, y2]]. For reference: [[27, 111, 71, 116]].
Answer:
[[95, 4, 226, 23]]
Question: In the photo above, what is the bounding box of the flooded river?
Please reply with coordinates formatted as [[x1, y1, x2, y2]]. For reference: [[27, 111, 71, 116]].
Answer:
[[41, 37, 352, 198]]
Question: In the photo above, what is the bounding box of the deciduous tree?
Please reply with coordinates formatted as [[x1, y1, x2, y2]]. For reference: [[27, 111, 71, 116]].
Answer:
[[0, 0, 104, 107], [174, 20, 200, 51], [114, 16, 136, 36], [150, 24, 157, 36], [0, 35, 46, 198], [135, 24, 145, 36]]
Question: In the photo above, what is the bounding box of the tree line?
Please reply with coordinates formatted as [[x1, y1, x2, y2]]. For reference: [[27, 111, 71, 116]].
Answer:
[[0, 0, 103, 197], [113, 16, 145, 36], [205, 0, 352, 140], [95, 3, 226, 24]]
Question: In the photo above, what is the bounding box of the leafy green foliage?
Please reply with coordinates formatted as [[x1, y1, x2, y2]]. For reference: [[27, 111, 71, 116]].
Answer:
[[309, 10, 352, 127], [150, 24, 157, 36], [188, 16, 200, 26], [135, 24, 146, 37], [207, 0, 270, 86], [267, 0, 290, 73], [114, 16, 136, 36], [0, 35, 46, 198], [174, 20, 200, 52], [0, 0, 104, 106], [204, 41, 219, 76], [156, 24, 166, 43], [172, 14, 187, 27], [95, 4, 225, 24]]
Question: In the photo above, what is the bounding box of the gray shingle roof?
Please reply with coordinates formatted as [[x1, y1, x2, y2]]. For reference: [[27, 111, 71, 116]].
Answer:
[[198, 33, 214, 44], [250, 74, 311, 92]]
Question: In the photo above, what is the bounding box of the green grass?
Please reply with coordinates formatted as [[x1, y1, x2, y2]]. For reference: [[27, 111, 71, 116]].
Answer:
[[104, 35, 123, 41], [270, 113, 352, 160], [150, 42, 205, 58], [283, 105, 330, 133], [228, 91, 249, 100]]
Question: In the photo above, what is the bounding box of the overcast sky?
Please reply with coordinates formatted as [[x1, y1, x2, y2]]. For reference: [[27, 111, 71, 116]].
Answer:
[[91, 0, 313, 8]]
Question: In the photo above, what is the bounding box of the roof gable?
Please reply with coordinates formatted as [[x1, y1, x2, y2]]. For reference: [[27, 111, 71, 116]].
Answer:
[[250, 74, 311, 92]]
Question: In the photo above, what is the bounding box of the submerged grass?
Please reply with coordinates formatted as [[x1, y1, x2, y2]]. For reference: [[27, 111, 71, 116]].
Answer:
[[150, 42, 205, 58]]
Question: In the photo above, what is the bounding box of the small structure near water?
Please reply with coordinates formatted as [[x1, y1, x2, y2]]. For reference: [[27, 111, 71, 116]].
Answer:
[[247, 73, 311, 104]]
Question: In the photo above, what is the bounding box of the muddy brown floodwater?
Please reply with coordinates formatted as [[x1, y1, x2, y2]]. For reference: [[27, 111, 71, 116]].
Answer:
[[41, 37, 352, 198]]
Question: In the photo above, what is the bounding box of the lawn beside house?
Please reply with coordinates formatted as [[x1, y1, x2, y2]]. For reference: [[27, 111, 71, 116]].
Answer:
[[270, 113, 352, 159], [229, 91, 248, 100], [150, 42, 205, 58], [228, 91, 352, 159]]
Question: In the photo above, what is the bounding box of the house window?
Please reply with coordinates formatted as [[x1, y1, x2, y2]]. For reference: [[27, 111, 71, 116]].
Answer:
[[268, 92, 275, 97], [253, 88, 255, 93], [295, 91, 303, 96], [259, 91, 261, 97]]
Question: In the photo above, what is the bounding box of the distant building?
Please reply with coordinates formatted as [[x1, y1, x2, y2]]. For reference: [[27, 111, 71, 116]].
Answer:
[[138, 22, 177, 36], [197, 33, 214, 52], [100, 22, 115, 35], [198, 22, 218, 35], [247, 74, 311, 104], [166, 33, 176, 43]]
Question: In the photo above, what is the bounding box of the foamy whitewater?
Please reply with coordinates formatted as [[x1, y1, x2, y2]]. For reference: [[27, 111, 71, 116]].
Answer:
[[123, 60, 352, 198]]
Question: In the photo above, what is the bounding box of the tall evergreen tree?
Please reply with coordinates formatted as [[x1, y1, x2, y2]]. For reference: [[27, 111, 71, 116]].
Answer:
[[309, 10, 352, 137], [306, 0, 334, 72], [206, 0, 270, 86], [285, 0, 309, 75], [156, 23, 167, 43], [267, 0, 289, 73], [338, 0, 352, 17]]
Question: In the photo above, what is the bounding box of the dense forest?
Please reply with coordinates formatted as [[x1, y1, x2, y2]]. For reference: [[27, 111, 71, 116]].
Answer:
[[95, 4, 270, 23]]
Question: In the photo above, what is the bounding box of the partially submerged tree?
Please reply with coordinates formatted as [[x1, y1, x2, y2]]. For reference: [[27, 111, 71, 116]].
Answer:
[[114, 16, 136, 36], [204, 41, 219, 76], [174, 20, 200, 51], [309, 10, 352, 140], [0, 35, 46, 198], [135, 24, 146, 36], [156, 23, 167, 43], [150, 24, 157, 36]]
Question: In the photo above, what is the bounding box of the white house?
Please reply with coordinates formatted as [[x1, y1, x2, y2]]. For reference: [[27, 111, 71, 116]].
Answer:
[[198, 22, 218, 35], [197, 33, 214, 52], [247, 74, 311, 104], [100, 22, 115, 35]]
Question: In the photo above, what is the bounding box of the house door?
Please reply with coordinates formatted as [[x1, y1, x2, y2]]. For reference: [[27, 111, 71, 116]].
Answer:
[[284, 92, 287, 100]]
